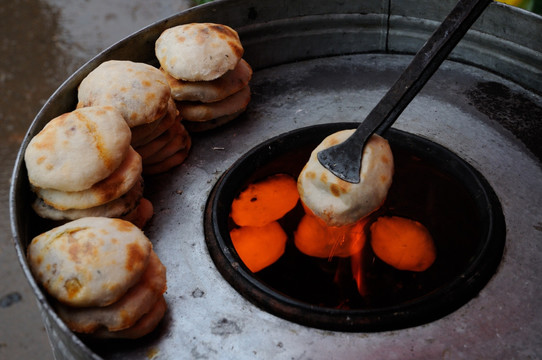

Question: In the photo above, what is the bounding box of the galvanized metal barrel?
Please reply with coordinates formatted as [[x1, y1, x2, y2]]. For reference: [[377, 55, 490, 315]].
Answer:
[[10, 0, 542, 359]]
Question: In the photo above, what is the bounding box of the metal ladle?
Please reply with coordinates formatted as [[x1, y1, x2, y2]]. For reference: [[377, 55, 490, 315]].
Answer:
[[317, 0, 492, 183]]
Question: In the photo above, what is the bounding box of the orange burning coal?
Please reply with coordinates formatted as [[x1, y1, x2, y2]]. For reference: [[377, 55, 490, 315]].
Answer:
[[231, 174, 299, 227], [370, 216, 436, 272], [230, 174, 299, 272], [229, 173, 436, 298], [230, 222, 287, 272], [294, 206, 368, 259]]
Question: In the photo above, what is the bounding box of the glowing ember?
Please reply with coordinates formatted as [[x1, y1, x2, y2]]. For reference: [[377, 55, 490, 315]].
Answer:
[[370, 216, 436, 272], [229, 174, 298, 272], [294, 211, 368, 259], [350, 248, 366, 296], [230, 222, 287, 272], [231, 173, 299, 227], [220, 138, 487, 311], [229, 171, 436, 279]]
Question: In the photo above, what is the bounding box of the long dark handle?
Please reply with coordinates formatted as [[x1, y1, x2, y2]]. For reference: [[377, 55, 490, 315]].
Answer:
[[317, 0, 492, 183], [368, 0, 492, 135]]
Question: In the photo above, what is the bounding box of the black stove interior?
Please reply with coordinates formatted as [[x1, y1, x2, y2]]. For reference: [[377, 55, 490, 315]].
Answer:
[[204, 123, 505, 332]]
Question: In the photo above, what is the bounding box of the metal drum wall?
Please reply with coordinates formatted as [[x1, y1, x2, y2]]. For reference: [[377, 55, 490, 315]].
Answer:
[[10, 0, 542, 359]]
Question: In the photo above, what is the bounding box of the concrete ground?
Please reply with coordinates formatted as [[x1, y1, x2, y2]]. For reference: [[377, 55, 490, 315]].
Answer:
[[0, 1, 194, 359]]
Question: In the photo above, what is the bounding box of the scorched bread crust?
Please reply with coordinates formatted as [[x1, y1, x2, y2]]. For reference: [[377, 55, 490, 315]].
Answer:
[[297, 130, 394, 227], [27, 217, 152, 308]]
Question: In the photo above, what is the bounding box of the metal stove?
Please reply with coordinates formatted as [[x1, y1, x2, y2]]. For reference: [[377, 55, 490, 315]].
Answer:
[[10, 0, 542, 359]]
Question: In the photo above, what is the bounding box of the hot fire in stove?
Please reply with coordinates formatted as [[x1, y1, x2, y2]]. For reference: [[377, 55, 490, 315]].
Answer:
[[204, 123, 505, 332]]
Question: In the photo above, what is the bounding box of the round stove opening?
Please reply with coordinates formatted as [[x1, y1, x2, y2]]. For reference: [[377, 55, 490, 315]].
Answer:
[[204, 123, 505, 332]]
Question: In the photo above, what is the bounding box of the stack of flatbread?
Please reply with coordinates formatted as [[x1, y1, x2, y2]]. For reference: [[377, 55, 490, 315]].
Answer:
[[77, 60, 192, 175], [155, 23, 252, 132], [24, 106, 153, 228], [27, 217, 167, 339], [22, 21, 255, 344]]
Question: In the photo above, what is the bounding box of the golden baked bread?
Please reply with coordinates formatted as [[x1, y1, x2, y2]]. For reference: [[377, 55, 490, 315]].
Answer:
[[183, 110, 244, 132], [131, 98, 178, 148], [92, 295, 167, 339], [24, 106, 131, 192], [142, 122, 191, 165], [54, 251, 166, 333], [32, 176, 143, 221], [297, 130, 394, 226], [121, 198, 154, 229], [142, 146, 191, 176], [130, 112, 168, 145], [176, 85, 250, 122], [27, 217, 152, 307], [34, 147, 142, 210], [164, 58, 252, 103], [77, 60, 171, 127], [155, 23, 244, 82], [134, 120, 179, 160]]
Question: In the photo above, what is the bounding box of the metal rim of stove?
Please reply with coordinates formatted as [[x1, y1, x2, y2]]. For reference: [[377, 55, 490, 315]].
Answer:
[[204, 123, 506, 332]]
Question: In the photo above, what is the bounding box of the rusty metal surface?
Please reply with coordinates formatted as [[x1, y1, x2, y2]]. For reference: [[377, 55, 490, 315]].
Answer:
[[8, 0, 542, 359]]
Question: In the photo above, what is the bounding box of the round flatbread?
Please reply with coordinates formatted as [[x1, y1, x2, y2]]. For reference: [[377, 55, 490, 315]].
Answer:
[[55, 251, 166, 333], [143, 122, 191, 165], [183, 109, 244, 133], [177, 85, 250, 122], [122, 198, 154, 229], [131, 98, 178, 148], [24, 106, 131, 192], [142, 146, 191, 176], [27, 217, 152, 307], [93, 295, 167, 339], [130, 112, 166, 146], [77, 60, 171, 127], [156, 23, 244, 81], [297, 131, 394, 226], [134, 122, 177, 160], [165, 58, 252, 103], [32, 176, 143, 221], [35, 147, 142, 210]]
